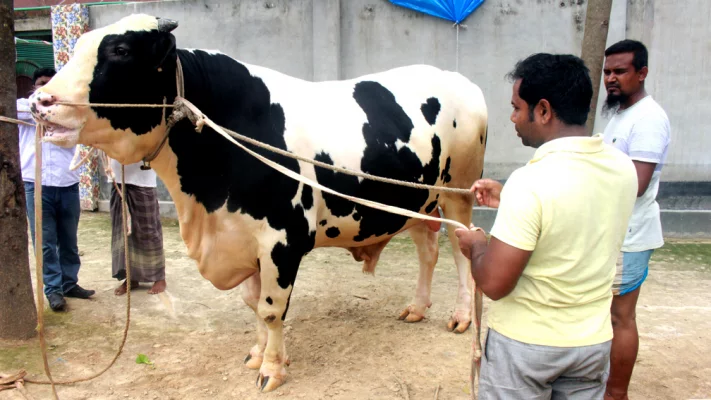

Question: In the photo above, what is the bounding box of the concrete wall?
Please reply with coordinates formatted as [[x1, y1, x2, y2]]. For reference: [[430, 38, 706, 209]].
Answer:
[[89, 0, 710, 184], [88, 0, 710, 235], [592, 0, 711, 183], [14, 10, 51, 32]]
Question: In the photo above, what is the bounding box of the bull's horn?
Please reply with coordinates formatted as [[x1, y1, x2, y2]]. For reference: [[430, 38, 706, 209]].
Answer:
[[157, 17, 178, 32]]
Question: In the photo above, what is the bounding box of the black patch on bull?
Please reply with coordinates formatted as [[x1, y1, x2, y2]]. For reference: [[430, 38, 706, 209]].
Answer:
[[326, 227, 340, 238], [281, 292, 291, 321], [314, 152, 359, 217], [355, 81, 414, 143], [322, 81, 441, 242], [420, 97, 441, 126], [425, 200, 438, 214], [440, 157, 452, 183], [157, 49, 315, 292], [453, 119, 457, 128], [90, 31, 176, 135]]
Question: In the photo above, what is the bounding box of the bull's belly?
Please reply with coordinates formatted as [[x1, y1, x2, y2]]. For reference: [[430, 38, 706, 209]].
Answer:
[[313, 216, 422, 249]]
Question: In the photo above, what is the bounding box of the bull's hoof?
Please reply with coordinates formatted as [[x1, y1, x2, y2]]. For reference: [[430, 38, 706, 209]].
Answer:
[[446, 315, 471, 334], [398, 303, 430, 323], [255, 364, 287, 392], [244, 353, 263, 370], [244, 345, 264, 369]]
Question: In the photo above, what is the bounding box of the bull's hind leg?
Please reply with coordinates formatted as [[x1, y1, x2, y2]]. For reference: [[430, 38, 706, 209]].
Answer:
[[399, 222, 440, 322], [441, 195, 475, 333], [240, 274, 269, 369], [252, 248, 302, 392]]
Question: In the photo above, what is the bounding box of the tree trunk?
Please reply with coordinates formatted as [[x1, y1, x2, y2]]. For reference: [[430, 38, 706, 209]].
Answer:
[[0, 0, 38, 340], [581, 0, 614, 135]]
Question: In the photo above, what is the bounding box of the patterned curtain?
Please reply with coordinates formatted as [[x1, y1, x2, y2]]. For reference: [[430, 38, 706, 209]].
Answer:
[[51, 4, 100, 211]]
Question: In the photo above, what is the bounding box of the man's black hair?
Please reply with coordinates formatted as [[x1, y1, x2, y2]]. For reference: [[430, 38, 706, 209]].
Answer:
[[33, 67, 56, 83], [605, 39, 648, 71], [506, 53, 593, 126]]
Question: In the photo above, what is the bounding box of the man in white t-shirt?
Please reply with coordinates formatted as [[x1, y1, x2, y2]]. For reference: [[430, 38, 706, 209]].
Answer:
[[107, 159, 166, 296], [601, 39, 671, 400]]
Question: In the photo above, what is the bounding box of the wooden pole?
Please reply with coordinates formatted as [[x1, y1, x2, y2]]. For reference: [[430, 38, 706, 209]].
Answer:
[[0, 0, 38, 340], [581, 0, 614, 135]]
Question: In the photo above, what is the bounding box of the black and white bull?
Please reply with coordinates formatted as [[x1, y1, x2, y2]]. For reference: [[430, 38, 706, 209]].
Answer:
[[30, 14, 488, 392]]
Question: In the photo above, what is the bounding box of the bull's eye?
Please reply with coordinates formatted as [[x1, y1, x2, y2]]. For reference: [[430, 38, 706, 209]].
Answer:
[[115, 46, 129, 57]]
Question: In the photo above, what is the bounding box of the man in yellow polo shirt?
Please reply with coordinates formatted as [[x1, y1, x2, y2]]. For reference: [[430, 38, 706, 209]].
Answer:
[[455, 53, 638, 399]]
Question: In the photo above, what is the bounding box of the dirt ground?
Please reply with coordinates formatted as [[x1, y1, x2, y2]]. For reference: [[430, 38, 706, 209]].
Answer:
[[1, 211, 710, 400]]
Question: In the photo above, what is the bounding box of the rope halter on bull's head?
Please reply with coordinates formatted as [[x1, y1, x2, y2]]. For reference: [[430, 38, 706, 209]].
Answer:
[[140, 17, 183, 171]]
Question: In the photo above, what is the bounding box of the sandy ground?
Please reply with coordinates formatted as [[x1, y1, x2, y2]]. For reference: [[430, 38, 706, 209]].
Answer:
[[1, 211, 710, 400]]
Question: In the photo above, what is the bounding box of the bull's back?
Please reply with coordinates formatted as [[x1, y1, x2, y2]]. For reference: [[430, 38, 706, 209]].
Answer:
[[247, 64, 487, 247]]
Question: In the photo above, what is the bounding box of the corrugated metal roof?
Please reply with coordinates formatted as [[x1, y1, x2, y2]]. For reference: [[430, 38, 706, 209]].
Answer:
[[14, 30, 51, 39], [15, 37, 54, 73]]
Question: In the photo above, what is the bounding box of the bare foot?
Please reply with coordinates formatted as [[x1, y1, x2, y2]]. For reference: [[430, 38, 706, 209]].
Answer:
[[147, 280, 166, 295], [114, 280, 139, 296]]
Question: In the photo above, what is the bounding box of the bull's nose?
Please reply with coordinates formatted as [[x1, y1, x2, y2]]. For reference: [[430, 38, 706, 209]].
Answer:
[[33, 92, 57, 108]]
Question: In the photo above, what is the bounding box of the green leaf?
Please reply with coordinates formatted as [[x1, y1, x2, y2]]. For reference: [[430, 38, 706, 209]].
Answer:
[[135, 353, 153, 365]]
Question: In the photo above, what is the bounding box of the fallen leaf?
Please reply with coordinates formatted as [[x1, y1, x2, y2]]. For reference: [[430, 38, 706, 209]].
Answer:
[[136, 354, 153, 365]]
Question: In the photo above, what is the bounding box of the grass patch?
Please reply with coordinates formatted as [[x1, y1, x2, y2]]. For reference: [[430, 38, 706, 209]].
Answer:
[[78, 211, 112, 233], [35, 308, 129, 359], [0, 341, 44, 374], [652, 240, 711, 272]]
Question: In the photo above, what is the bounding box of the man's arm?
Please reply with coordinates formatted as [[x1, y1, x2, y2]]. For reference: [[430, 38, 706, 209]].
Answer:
[[456, 172, 539, 300], [468, 234, 532, 300], [633, 160, 657, 197], [628, 116, 669, 197]]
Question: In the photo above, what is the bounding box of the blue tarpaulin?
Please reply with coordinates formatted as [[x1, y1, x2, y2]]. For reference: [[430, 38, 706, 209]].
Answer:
[[389, 0, 486, 24]]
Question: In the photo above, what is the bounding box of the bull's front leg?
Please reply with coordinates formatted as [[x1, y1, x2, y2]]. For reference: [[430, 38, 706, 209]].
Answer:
[[253, 245, 301, 392]]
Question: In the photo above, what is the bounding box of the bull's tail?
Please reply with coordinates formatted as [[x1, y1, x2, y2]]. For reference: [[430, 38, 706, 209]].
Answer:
[[485, 123, 489, 148], [481, 123, 488, 179]]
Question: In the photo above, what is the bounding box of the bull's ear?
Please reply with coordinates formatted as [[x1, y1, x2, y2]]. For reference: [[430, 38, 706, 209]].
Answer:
[[153, 33, 176, 71]]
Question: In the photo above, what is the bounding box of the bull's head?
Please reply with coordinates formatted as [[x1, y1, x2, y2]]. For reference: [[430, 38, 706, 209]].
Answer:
[[30, 14, 178, 164]]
